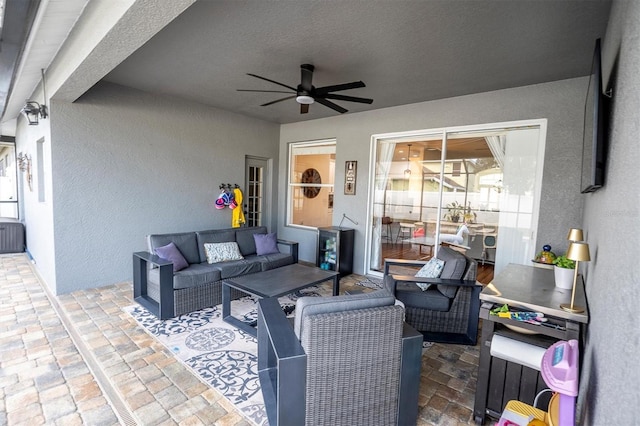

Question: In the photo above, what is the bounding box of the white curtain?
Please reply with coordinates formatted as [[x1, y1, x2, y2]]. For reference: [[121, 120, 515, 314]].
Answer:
[[371, 142, 396, 270], [485, 135, 506, 169]]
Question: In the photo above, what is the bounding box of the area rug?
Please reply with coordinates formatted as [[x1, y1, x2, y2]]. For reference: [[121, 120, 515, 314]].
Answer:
[[124, 283, 334, 426], [124, 276, 393, 425]]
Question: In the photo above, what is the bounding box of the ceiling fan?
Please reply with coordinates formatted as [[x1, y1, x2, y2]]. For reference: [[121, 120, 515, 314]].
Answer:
[[237, 64, 373, 114]]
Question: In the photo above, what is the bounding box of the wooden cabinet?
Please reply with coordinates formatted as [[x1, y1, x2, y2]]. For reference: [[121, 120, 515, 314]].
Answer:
[[317, 227, 354, 278]]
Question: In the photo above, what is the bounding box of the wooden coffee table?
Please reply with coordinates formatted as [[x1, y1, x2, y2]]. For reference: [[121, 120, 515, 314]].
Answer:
[[222, 263, 340, 337]]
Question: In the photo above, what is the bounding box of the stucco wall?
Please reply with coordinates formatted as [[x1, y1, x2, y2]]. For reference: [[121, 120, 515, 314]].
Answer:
[[580, 0, 640, 423], [49, 81, 280, 294], [14, 110, 56, 289], [279, 78, 587, 273]]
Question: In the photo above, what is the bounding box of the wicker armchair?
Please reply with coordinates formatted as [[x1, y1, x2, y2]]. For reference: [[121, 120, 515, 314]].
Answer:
[[257, 290, 422, 426], [383, 245, 482, 345]]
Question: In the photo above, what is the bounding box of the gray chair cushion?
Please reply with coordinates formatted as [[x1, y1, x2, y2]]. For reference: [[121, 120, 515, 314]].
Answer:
[[394, 281, 452, 312], [148, 232, 200, 265], [235, 226, 267, 256], [213, 259, 262, 279], [148, 262, 221, 290], [436, 246, 467, 297], [196, 229, 236, 263], [294, 289, 396, 338]]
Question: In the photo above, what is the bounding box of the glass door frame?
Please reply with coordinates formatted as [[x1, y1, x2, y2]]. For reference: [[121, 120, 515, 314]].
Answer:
[[365, 119, 547, 277]]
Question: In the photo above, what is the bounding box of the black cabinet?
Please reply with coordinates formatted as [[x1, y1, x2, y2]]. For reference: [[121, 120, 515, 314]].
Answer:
[[317, 227, 354, 278]]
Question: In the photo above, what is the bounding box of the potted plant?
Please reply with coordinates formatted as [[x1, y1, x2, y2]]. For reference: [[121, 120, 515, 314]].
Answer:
[[552, 254, 575, 289], [445, 201, 464, 223]]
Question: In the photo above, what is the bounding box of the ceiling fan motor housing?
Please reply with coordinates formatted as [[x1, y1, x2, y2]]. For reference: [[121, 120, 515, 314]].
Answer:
[[239, 63, 372, 114]]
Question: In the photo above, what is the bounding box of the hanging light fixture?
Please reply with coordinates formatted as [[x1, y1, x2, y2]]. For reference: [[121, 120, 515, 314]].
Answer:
[[20, 69, 48, 125], [404, 144, 412, 178], [20, 102, 47, 125]]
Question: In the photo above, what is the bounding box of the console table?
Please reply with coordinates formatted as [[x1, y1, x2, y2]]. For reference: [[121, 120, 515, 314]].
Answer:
[[473, 264, 588, 424]]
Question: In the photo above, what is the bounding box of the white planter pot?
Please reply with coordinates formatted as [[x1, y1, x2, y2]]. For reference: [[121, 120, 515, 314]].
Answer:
[[554, 266, 574, 289]]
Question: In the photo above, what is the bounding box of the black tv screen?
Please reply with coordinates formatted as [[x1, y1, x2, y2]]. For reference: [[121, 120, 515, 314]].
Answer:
[[580, 38, 607, 193]]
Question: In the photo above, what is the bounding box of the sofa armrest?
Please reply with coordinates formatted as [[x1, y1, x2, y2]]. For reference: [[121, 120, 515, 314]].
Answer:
[[134, 250, 173, 267], [277, 239, 299, 263], [257, 297, 306, 426], [133, 251, 174, 319], [391, 274, 481, 288], [383, 258, 428, 275]]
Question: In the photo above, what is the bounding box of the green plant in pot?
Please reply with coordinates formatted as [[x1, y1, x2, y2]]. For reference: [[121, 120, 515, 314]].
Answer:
[[552, 254, 575, 289], [445, 201, 464, 223]]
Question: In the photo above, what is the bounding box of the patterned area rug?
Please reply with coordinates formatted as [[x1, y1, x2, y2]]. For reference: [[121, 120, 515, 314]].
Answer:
[[124, 280, 357, 426]]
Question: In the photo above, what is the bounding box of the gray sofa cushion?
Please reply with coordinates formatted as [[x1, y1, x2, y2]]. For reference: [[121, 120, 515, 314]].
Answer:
[[196, 230, 236, 263], [149, 262, 222, 290], [436, 246, 467, 298], [294, 289, 396, 338], [250, 252, 295, 271], [148, 232, 200, 265], [236, 226, 267, 256], [213, 259, 262, 279]]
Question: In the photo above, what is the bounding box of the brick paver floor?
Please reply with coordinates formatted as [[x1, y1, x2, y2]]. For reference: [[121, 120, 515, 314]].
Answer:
[[1, 253, 481, 425]]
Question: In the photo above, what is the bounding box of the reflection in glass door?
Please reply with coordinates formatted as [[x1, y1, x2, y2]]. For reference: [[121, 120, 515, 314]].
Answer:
[[0, 141, 19, 219], [367, 121, 546, 277]]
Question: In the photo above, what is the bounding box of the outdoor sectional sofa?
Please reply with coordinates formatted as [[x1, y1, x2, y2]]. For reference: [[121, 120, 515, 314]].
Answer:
[[133, 226, 298, 319]]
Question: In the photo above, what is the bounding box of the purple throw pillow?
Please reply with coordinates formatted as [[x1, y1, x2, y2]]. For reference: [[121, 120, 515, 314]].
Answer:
[[254, 232, 280, 256], [155, 242, 189, 272]]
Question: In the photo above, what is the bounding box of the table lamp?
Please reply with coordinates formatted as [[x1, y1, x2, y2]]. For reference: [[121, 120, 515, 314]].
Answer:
[[567, 228, 584, 242], [560, 241, 590, 313]]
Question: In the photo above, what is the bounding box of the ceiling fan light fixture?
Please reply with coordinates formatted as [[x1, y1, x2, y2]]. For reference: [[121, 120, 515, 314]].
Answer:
[[296, 95, 314, 105]]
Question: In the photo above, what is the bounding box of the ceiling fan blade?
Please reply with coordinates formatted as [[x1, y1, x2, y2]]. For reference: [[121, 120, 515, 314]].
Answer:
[[315, 81, 366, 95], [323, 93, 373, 104], [300, 64, 314, 91], [300, 103, 309, 114], [315, 97, 348, 114], [237, 89, 295, 94], [247, 73, 297, 91], [260, 95, 296, 107]]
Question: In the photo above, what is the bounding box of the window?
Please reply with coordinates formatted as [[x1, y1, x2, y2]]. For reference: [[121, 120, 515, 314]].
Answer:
[[287, 139, 336, 228], [37, 138, 45, 202]]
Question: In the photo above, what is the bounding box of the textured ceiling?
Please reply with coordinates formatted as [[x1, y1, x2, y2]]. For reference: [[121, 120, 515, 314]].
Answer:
[[101, 1, 609, 124], [106, 0, 610, 123]]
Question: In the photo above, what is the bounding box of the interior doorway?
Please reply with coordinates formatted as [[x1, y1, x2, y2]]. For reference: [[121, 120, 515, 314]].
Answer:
[[245, 156, 271, 229], [367, 120, 546, 278]]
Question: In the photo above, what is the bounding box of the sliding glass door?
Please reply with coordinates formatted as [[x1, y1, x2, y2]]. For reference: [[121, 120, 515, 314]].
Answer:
[[367, 120, 546, 277]]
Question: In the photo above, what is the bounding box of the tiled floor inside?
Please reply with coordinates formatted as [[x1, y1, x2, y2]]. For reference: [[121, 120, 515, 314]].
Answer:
[[1, 253, 481, 425]]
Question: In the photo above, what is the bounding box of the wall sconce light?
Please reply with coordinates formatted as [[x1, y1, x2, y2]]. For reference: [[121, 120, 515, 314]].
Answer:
[[16, 152, 33, 192], [404, 144, 412, 178], [20, 101, 48, 125]]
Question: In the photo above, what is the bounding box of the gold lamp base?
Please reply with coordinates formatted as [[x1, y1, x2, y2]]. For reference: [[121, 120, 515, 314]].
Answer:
[[560, 303, 585, 313]]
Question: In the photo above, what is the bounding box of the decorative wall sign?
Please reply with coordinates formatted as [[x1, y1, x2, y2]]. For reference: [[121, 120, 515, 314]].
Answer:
[[344, 161, 357, 195], [301, 168, 322, 198]]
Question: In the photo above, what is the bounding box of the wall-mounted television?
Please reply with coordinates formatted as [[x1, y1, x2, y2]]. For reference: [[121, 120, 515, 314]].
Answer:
[[580, 38, 608, 193]]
